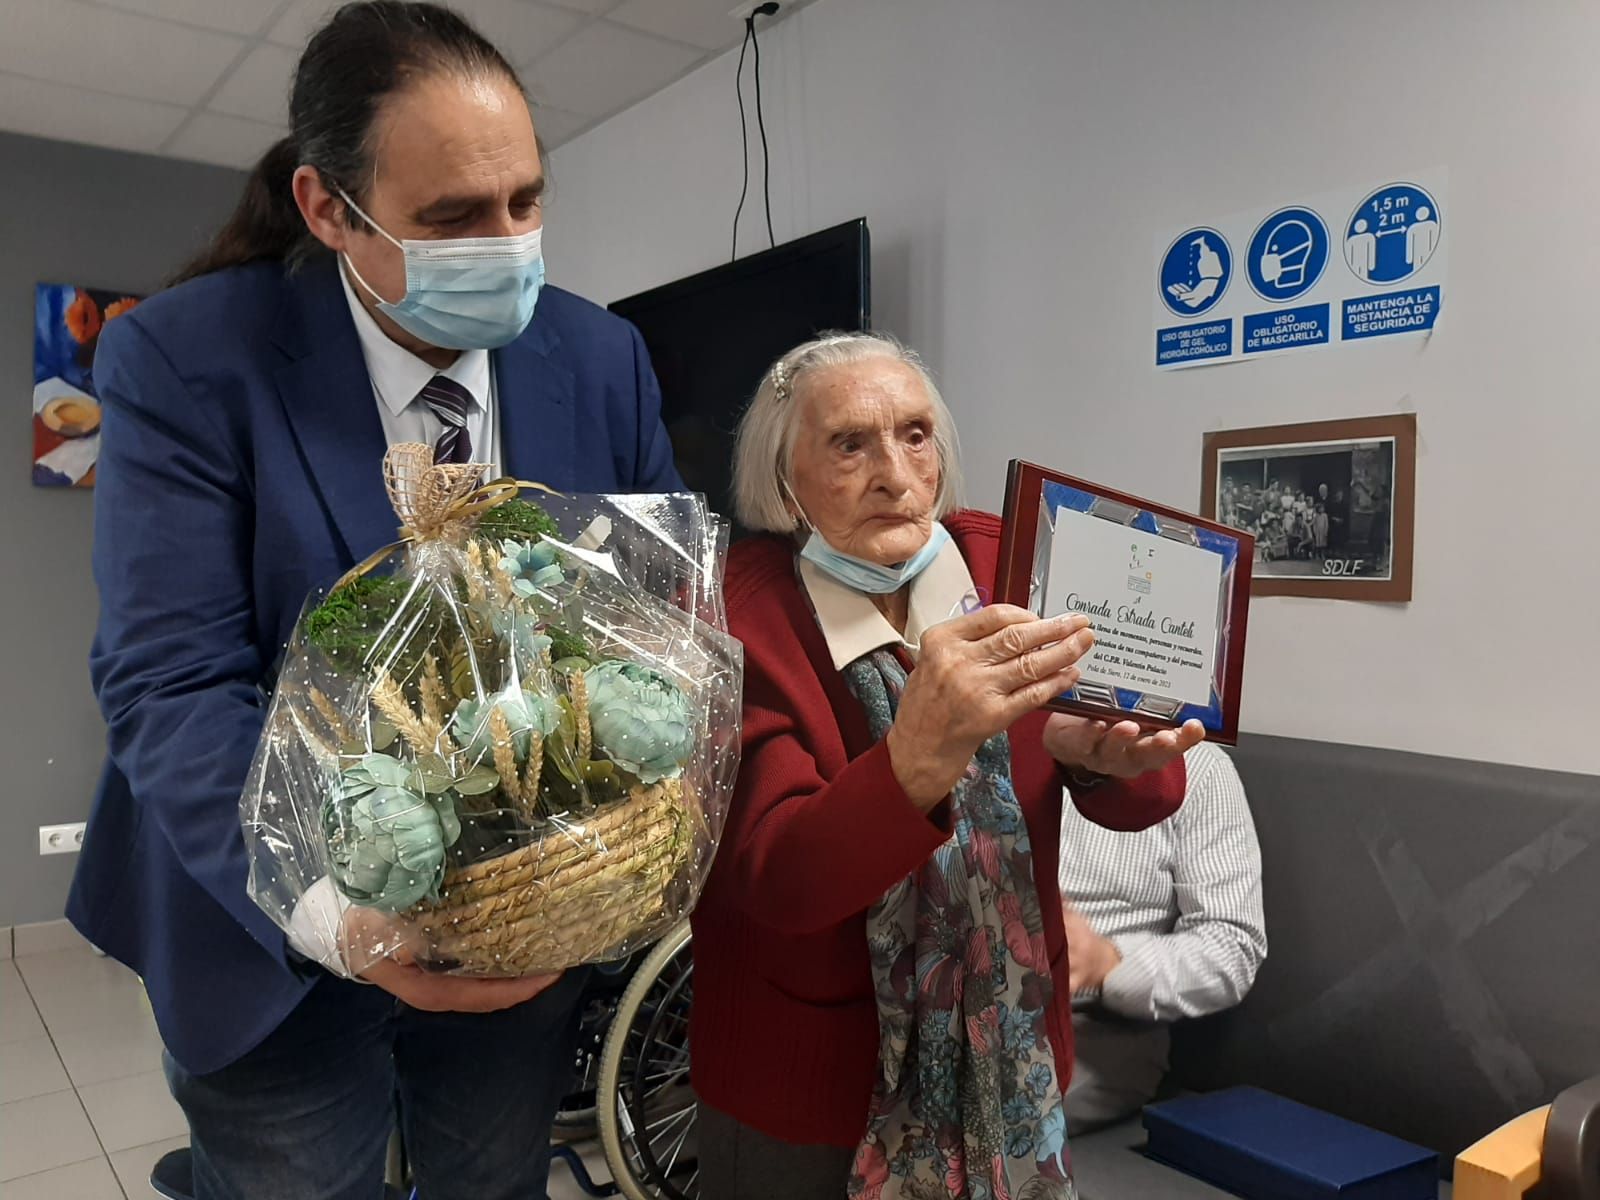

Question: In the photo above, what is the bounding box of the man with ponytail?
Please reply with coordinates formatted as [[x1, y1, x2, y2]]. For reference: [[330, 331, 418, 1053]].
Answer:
[[70, 4, 680, 1197]]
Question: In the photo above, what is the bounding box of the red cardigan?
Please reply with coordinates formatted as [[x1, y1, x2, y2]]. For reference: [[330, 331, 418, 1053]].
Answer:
[[689, 510, 1185, 1147]]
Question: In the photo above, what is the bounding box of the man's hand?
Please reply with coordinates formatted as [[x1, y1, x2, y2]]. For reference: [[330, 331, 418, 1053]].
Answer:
[[1042, 715, 1205, 779], [1063, 901, 1121, 996], [362, 955, 563, 1013], [343, 907, 561, 1013]]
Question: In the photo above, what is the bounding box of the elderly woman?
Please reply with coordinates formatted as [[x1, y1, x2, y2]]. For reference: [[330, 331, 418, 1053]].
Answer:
[[690, 333, 1204, 1199]]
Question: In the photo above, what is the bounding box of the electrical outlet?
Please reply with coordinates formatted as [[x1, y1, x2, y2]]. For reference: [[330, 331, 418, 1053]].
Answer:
[[39, 822, 86, 856], [729, 2, 781, 22]]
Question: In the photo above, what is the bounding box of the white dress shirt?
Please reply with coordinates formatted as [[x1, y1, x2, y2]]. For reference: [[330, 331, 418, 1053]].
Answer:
[[1060, 742, 1266, 1130], [336, 265, 502, 475], [1060, 741, 1266, 1022]]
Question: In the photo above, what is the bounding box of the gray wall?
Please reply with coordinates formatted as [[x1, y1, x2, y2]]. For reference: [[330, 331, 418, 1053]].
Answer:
[[1, 130, 245, 926]]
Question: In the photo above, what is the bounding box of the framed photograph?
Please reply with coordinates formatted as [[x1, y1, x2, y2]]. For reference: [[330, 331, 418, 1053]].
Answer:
[[1201, 414, 1416, 601], [996, 461, 1254, 745]]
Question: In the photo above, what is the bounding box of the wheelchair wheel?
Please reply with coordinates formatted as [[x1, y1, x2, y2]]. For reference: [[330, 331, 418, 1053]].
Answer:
[[596, 921, 697, 1200], [553, 955, 645, 1140], [552, 989, 620, 1140]]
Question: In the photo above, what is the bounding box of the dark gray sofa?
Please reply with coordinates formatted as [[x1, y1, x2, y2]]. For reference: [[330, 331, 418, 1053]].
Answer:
[[1070, 733, 1600, 1198]]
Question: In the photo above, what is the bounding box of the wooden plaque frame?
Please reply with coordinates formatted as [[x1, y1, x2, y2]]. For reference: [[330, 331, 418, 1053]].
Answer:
[[996, 460, 1254, 745]]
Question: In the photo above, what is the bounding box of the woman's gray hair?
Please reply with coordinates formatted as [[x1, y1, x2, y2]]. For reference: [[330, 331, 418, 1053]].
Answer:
[[731, 331, 965, 534]]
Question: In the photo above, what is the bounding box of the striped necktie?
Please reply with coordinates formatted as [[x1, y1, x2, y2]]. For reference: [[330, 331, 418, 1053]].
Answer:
[[418, 375, 475, 464]]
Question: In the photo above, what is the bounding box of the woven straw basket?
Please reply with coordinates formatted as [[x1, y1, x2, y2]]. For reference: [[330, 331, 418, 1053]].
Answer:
[[413, 778, 692, 976]]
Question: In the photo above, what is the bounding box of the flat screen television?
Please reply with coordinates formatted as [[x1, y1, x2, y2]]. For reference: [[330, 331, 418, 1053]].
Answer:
[[609, 218, 871, 529]]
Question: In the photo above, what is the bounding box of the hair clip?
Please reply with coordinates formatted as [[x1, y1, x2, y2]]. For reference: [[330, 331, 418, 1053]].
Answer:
[[770, 360, 792, 404]]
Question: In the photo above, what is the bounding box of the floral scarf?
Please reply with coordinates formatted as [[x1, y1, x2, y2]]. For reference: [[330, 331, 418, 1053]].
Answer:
[[843, 648, 1077, 1200]]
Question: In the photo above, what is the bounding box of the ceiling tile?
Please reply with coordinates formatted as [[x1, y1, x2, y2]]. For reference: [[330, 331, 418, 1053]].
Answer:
[[0, 69, 187, 154], [267, 1, 586, 69], [526, 21, 701, 117], [265, 0, 341, 49], [87, 0, 275, 37], [208, 43, 298, 123], [537, 0, 618, 15], [167, 111, 286, 170], [608, 0, 746, 52], [0, 0, 245, 107], [530, 103, 592, 148], [452, 0, 585, 68]]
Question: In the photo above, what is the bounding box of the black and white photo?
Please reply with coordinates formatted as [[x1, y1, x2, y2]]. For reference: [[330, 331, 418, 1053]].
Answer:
[[1202, 416, 1415, 601]]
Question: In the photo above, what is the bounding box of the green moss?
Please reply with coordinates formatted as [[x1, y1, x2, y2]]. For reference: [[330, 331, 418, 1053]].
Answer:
[[547, 626, 592, 664], [474, 499, 560, 544], [305, 575, 415, 673]]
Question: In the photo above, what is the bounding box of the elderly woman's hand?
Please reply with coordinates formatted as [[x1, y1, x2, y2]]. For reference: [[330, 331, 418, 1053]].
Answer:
[[885, 606, 1094, 810], [1041, 715, 1205, 780]]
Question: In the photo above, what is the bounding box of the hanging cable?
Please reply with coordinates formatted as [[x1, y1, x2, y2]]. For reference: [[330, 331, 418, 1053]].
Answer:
[[749, 3, 779, 249], [730, 20, 753, 262]]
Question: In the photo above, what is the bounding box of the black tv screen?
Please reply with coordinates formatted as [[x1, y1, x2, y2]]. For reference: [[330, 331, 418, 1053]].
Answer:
[[609, 218, 871, 528]]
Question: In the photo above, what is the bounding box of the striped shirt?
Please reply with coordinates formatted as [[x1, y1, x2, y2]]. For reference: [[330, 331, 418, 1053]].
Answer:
[[1059, 741, 1266, 1021]]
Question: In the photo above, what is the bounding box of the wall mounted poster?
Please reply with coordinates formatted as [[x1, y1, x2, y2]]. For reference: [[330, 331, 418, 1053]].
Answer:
[[1155, 172, 1447, 369], [33, 282, 143, 488], [1201, 414, 1417, 602]]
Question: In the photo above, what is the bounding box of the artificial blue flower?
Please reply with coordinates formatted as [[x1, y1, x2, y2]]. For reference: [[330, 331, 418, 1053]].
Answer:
[[452, 683, 558, 764], [479, 601, 552, 665], [498, 539, 564, 597], [583, 660, 694, 784], [325, 754, 459, 911]]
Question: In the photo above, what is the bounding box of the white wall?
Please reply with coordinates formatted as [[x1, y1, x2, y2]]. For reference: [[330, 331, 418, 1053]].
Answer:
[[543, 0, 1600, 776]]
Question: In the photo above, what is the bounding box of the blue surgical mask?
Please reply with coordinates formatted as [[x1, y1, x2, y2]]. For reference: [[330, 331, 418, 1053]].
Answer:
[[799, 520, 951, 595], [337, 187, 544, 351]]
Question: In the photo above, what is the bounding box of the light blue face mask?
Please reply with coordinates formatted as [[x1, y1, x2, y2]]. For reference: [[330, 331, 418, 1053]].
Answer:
[[337, 187, 544, 351], [799, 520, 951, 595]]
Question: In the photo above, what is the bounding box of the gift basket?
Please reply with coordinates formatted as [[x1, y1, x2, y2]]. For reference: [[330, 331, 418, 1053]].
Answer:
[[242, 444, 742, 977]]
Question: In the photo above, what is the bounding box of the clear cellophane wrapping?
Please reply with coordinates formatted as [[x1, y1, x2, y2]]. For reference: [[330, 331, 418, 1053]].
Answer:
[[242, 447, 741, 977]]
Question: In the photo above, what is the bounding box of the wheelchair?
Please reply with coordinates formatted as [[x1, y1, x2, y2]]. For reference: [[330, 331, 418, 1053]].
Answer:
[[554, 920, 699, 1200]]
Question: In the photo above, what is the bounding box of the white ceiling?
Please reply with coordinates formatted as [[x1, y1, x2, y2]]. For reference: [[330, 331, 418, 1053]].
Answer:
[[0, 0, 798, 169]]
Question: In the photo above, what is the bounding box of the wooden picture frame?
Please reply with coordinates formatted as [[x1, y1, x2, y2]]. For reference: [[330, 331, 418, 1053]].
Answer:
[[1201, 414, 1416, 602], [996, 460, 1254, 745]]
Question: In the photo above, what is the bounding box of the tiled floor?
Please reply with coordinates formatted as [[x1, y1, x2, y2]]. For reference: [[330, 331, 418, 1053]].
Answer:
[[1, 931, 184, 1198], [0, 925, 613, 1199]]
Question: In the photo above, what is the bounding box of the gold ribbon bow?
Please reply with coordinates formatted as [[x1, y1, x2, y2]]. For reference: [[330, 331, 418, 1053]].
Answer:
[[334, 443, 565, 591]]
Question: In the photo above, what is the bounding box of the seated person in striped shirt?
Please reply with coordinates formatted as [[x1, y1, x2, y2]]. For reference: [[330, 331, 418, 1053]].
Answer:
[[1058, 741, 1266, 1132]]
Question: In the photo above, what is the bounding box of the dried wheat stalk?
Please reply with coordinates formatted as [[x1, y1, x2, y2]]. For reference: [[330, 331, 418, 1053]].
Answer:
[[571, 671, 592, 762], [370, 674, 433, 750], [419, 654, 445, 730], [488, 555, 515, 606], [489, 709, 521, 805], [308, 687, 351, 743], [463, 541, 488, 605], [522, 728, 544, 805]]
